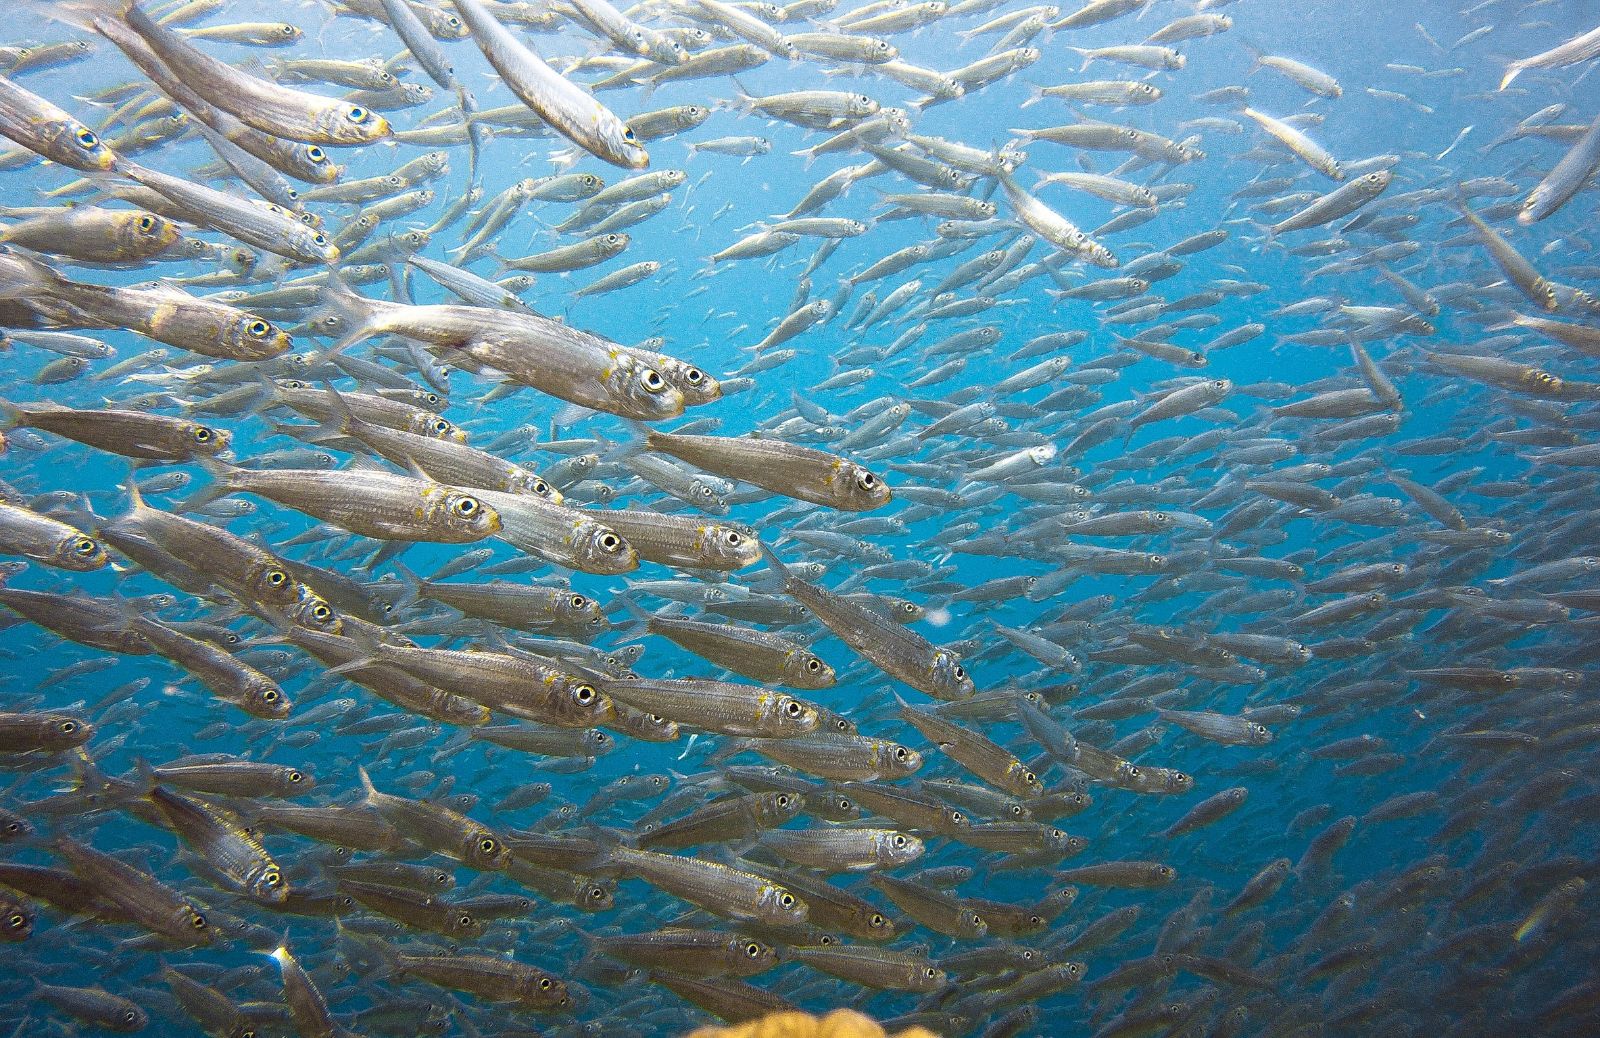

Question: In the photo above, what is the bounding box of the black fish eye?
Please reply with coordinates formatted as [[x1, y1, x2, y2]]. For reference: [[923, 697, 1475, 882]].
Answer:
[[642, 369, 665, 392], [312, 604, 332, 621], [599, 533, 621, 552], [73, 537, 98, 556], [953, 665, 966, 680], [776, 794, 792, 808], [570, 594, 587, 608], [805, 659, 821, 672], [538, 978, 552, 990], [288, 771, 303, 783], [685, 368, 704, 385], [452, 496, 481, 518], [779, 893, 794, 907], [267, 570, 288, 587], [784, 700, 802, 716], [575, 685, 596, 704], [137, 214, 154, 231], [193, 426, 214, 442], [892, 835, 906, 847], [431, 419, 450, 434], [8, 914, 24, 928], [893, 747, 908, 760], [74, 127, 97, 148], [191, 914, 206, 928], [870, 913, 886, 927], [479, 838, 497, 853], [856, 471, 876, 489], [263, 689, 280, 702], [725, 531, 742, 546], [248, 320, 270, 336], [746, 943, 762, 957], [59, 720, 76, 733], [264, 871, 281, 887], [459, 914, 473, 926]]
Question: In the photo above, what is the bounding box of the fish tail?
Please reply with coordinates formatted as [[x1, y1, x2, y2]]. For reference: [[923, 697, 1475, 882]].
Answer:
[[758, 544, 793, 584], [313, 269, 386, 361], [181, 457, 243, 512], [1499, 62, 1525, 91], [22, 0, 128, 35], [356, 765, 378, 805]]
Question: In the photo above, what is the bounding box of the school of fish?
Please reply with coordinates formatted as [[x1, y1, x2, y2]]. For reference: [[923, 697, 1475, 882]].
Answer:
[[0, 0, 1597, 1035]]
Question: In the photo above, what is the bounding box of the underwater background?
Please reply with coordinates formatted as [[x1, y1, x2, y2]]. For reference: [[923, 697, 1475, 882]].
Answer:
[[1, 0, 1599, 1035]]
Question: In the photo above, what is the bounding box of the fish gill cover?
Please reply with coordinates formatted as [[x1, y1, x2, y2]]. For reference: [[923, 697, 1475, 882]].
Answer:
[[0, 0, 1596, 1035]]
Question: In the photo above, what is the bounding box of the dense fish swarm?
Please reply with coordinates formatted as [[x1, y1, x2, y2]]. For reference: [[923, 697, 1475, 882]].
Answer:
[[0, 0, 1598, 1036]]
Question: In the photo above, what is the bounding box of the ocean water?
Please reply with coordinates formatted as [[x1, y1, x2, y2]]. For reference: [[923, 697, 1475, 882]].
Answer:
[[1, 0, 1599, 1035]]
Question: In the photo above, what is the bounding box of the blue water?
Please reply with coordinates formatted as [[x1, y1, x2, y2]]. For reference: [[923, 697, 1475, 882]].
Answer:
[[2, 0, 1600, 1035]]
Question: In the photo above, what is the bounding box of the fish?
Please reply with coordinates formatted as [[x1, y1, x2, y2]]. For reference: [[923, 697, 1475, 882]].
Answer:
[[763, 549, 973, 701], [449, 0, 647, 169]]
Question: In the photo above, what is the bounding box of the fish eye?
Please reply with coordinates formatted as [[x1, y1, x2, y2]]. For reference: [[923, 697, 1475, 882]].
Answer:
[[191, 913, 207, 929], [137, 214, 155, 231], [570, 594, 587, 608], [856, 470, 877, 490], [288, 771, 304, 783], [1127, 765, 1143, 778], [479, 837, 498, 853], [72, 537, 98, 556], [452, 496, 481, 518], [59, 720, 77, 734], [458, 914, 474, 927], [642, 368, 665, 392], [784, 699, 802, 717], [684, 367, 704, 386], [267, 570, 289, 587], [74, 126, 98, 148], [193, 426, 215, 442], [537, 977, 553, 990], [777, 794, 792, 808], [312, 603, 332, 621], [893, 746, 908, 761], [262, 689, 280, 702], [746, 942, 762, 957], [805, 658, 821, 672], [725, 531, 743, 546], [599, 532, 621, 552], [247, 320, 271, 337], [1024, 771, 1037, 785], [264, 871, 282, 887], [779, 892, 795, 908], [7, 914, 24, 928], [532, 478, 552, 496], [575, 684, 597, 704], [951, 810, 965, 824], [892, 834, 906, 848], [953, 664, 966, 680], [869, 912, 887, 927], [623, 127, 637, 142], [348, 106, 369, 123]]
